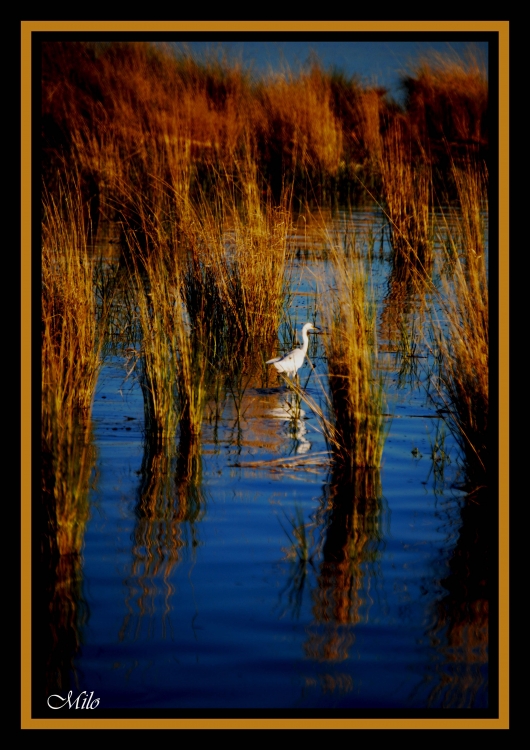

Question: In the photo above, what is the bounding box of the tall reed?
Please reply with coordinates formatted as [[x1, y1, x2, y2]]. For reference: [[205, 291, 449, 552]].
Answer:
[[42, 183, 104, 413], [430, 162, 488, 485], [178, 166, 292, 378], [402, 48, 488, 160], [254, 63, 343, 193], [379, 119, 434, 274], [271, 217, 387, 469], [41, 179, 107, 541], [129, 249, 181, 441], [117, 141, 291, 442], [223, 172, 292, 350], [124, 215, 209, 446], [323, 246, 387, 470], [41, 178, 105, 693]]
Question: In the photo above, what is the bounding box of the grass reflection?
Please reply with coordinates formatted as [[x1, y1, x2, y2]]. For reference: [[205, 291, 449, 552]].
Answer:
[[120, 431, 205, 642], [419, 488, 489, 707], [304, 467, 384, 663], [277, 467, 385, 667], [39, 419, 94, 699], [278, 506, 318, 620]]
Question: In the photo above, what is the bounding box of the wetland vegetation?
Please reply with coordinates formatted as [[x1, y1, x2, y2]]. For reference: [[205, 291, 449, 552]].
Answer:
[[38, 41, 490, 712]]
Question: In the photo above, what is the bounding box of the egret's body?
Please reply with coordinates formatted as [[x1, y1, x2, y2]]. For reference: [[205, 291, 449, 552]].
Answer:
[[266, 323, 319, 378]]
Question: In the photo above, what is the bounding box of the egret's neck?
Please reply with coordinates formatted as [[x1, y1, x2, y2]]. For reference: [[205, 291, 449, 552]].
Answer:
[[301, 327, 310, 354]]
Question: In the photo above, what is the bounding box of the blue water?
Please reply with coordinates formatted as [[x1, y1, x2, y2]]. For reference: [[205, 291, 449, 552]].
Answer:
[[76, 359, 486, 710], [51, 211, 489, 714]]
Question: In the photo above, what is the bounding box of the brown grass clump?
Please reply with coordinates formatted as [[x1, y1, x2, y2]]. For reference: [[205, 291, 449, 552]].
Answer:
[[323, 249, 387, 470], [431, 161, 488, 486], [354, 89, 434, 275], [123, 201, 209, 445], [255, 64, 343, 179], [41, 43, 347, 211], [42, 181, 104, 417], [128, 248, 182, 442], [42, 40, 487, 219], [354, 88, 385, 169], [41, 178, 107, 551], [379, 118, 434, 270], [274, 216, 387, 470], [402, 48, 488, 154], [178, 166, 293, 373], [120, 155, 291, 442]]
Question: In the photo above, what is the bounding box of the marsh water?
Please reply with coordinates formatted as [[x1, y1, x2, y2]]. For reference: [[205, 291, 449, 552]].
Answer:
[[43, 206, 489, 713]]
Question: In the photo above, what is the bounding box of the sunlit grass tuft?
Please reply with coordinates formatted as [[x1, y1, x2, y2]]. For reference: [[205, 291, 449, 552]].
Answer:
[[430, 161, 488, 486], [402, 48, 488, 152], [125, 224, 209, 446], [323, 250, 387, 470], [41, 178, 111, 550], [177, 166, 293, 380]]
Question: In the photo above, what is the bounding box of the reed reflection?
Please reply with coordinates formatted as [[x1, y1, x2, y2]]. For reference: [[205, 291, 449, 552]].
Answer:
[[420, 488, 489, 708], [379, 245, 432, 359], [39, 417, 94, 699], [120, 432, 205, 642], [303, 467, 385, 665]]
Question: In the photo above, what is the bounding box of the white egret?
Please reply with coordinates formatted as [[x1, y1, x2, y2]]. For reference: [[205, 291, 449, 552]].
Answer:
[[266, 323, 320, 378]]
